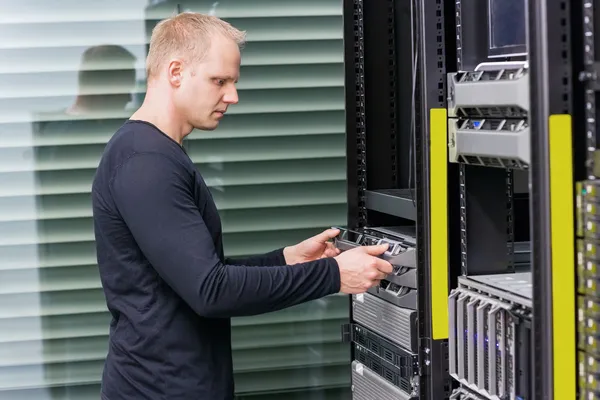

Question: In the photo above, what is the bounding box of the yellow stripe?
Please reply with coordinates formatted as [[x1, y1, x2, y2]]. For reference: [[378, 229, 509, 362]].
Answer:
[[549, 114, 576, 399], [430, 108, 449, 340]]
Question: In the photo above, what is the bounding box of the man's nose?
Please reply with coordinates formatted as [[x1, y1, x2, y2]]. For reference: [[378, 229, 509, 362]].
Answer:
[[223, 87, 239, 104]]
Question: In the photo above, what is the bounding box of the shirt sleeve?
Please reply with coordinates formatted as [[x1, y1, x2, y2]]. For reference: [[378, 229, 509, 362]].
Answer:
[[110, 152, 341, 318], [225, 248, 286, 267]]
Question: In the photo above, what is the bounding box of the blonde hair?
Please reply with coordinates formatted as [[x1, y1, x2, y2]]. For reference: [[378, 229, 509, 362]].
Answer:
[[146, 12, 246, 80]]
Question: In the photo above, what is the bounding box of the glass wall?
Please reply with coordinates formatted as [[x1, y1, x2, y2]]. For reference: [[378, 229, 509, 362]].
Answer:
[[0, 0, 349, 398]]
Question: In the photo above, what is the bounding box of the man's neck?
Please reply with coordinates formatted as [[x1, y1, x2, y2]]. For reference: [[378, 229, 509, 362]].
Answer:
[[130, 95, 191, 145]]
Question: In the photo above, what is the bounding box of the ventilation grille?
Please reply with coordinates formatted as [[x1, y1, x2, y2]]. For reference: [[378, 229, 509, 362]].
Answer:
[[448, 288, 519, 399], [351, 324, 418, 396], [458, 155, 528, 170], [456, 106, 527, 119], [448, 67, 530, 118], [352, 292, 417, 352], [449, 387, 491, 400], [351, 361, 414, 400], [454, 69, 527, 83]]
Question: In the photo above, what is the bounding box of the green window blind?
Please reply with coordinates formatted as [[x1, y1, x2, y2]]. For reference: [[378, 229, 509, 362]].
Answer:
[[0, 0, 350, 399]]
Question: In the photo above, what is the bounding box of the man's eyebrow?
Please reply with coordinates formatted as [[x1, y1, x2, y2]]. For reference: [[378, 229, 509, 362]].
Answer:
[[212, 75, 238, 82]]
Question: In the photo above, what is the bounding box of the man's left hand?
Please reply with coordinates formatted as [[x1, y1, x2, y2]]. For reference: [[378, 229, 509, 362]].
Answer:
[[283, 228, 341, 264]]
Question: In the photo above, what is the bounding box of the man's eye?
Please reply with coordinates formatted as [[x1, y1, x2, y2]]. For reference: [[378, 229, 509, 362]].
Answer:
[[215, 79, 225, 85]]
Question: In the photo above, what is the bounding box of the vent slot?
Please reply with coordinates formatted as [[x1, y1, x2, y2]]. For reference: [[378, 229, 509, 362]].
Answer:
[[384, 348, 394, 363], [476, 301, 490, 390], [448, 282, 530, 399], [467, 297, 478, 383]]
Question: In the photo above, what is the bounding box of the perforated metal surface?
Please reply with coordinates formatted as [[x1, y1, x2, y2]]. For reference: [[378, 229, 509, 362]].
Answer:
[[447, 68, 531, 119], [352, 292, 417, 352], [461, 272, 532, 306], [351, 361, 412, 400]]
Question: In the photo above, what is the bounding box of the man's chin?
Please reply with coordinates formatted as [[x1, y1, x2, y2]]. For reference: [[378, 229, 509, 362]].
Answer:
[[194, 122, 219, 131]]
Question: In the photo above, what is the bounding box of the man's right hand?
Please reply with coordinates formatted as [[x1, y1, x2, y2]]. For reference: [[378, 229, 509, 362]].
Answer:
[[334, 244, 393, 294]]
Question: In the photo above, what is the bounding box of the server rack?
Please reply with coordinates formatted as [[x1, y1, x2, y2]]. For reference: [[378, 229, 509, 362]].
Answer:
[[447, 1, 534, 398], [341, 0, 456, 399], [447, 0, 581, 398], [341, 0, 585, 399], [529, 1, 579, 399], [573, 0, 600, 399]]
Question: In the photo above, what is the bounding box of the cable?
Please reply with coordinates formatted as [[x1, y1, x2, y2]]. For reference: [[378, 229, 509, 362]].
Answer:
[[407, 0, 419, 207]]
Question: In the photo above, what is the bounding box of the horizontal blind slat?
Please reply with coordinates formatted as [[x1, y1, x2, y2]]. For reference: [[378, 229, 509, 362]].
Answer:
[[0, 180, 346, 223], [0, 227, 339, 270], [0, 384, 350, 400], [235, 365, 350, 395], [0, 157, 346, 198], [0, 133, 344, 173], [0, 110, 344, 148], [0, 204, 347, 246], [0, 362, 349, 393], [0, 87, 345, 124], [0, 40, 343, 74], [0, 286, 347, 319], [0, 324, 347, 367], [0, 16, 342, 50], [0, 138, 344, 173], [1, 0, 342, 24], [0, 63, 344, 99], [0, 294, 348, 343]]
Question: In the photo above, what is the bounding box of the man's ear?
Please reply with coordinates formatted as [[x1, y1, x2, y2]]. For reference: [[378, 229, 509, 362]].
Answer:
[[167, 59, 184, 87]]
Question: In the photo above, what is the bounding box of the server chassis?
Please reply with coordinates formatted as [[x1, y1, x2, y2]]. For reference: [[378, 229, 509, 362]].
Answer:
[[339, 0, 592, 399]]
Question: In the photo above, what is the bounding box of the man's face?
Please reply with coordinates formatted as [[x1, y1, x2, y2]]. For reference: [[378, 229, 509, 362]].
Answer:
[[174, 34, 241, 131]]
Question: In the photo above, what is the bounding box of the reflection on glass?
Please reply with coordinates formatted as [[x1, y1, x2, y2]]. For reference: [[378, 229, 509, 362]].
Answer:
[[488, 0, 527, 56], [0, 1, 349, 399]]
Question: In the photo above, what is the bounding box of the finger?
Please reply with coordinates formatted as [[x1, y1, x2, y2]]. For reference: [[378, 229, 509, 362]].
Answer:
[[368, 270, 387, 281], [323, 246, 340, 258], [326, 242, 340, 253], [313, 228, 341, 243], [373, 258, 394, 274], [375, 270, 388, 280], [322, 250, 337, 258], [363, 243, 389, 256]]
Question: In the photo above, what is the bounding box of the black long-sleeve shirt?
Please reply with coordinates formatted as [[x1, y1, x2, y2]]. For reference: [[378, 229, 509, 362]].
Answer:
[[91, 120, 341, 400]]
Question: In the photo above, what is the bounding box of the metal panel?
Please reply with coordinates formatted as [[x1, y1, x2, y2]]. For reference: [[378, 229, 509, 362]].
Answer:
[[363, 0, 401, 194], [580, 0, 597, 177], [448, 118, 530, 168], [466, 297, 478, 384], [352, 292, 417, 352], [448, 278, 532, 400], [447, 69, 530, 118], [459, 273, 533, 308], [450, 387, 491, 400], [343, 0, 367, 229], [488, 305, 502, 397], [448, 290, 459, 377], [549, 115, 576, 399], [366, 285, 417, 310], [463, 166, 511, 275], [351, 361, 413, 400], [574, 0, 594, 398], [365, 189, 416, 221], [456, 292, 467, 381], [528, 0, 574, 397], [414, 0, 455, 396], [475, 300, 488, 390], [349, 323, 419, 395], [333, 227, 417, 269], [430, 108, 450, 340], [382, 268, 417, 290]]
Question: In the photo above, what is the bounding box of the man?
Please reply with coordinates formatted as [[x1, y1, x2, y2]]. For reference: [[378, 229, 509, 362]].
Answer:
[[91, 12, 392, 400]]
